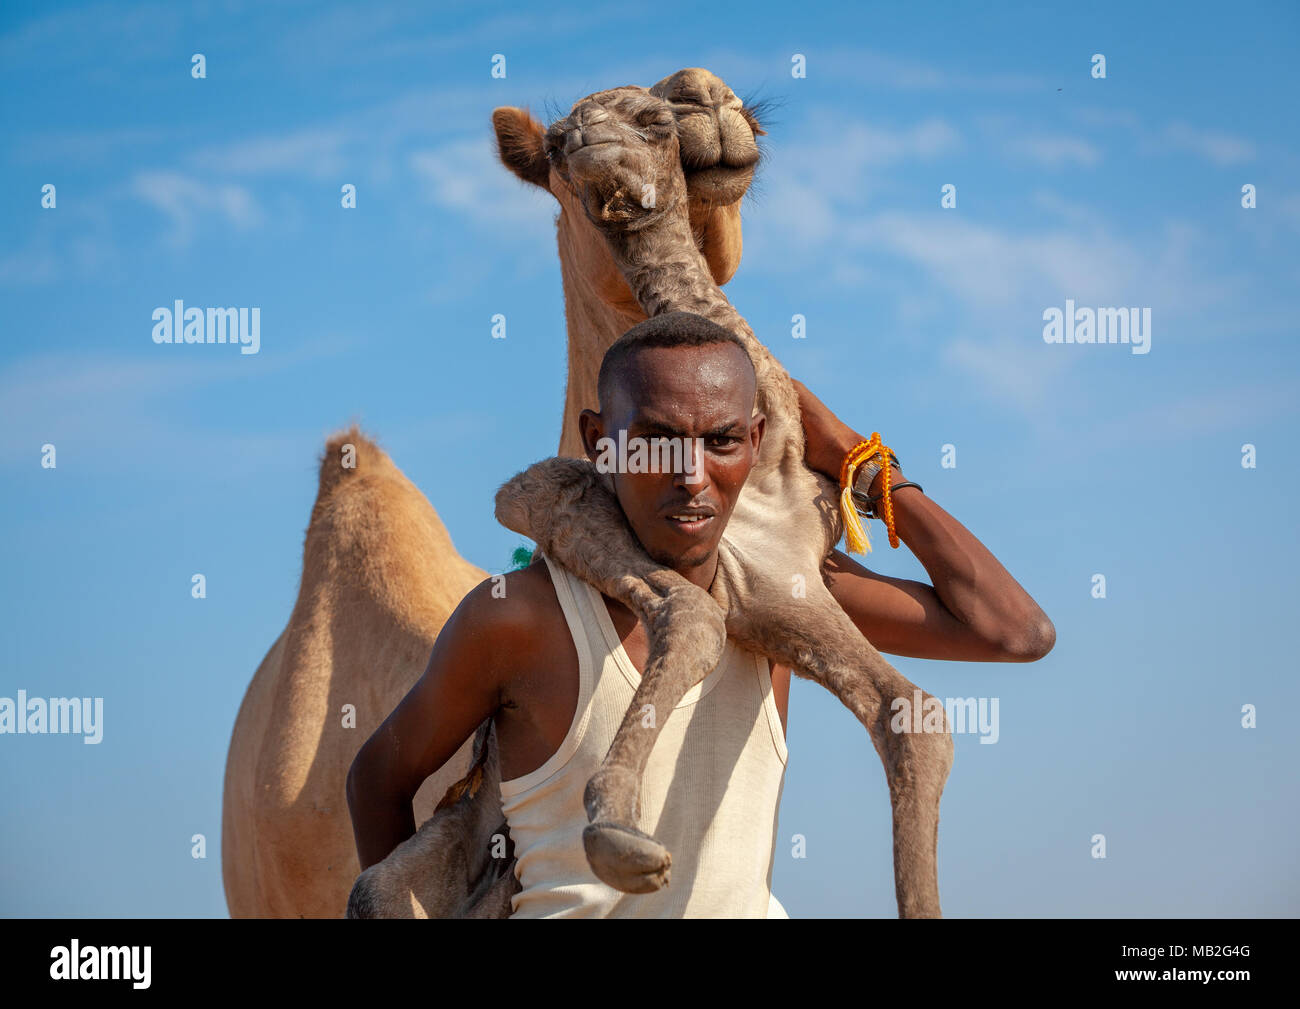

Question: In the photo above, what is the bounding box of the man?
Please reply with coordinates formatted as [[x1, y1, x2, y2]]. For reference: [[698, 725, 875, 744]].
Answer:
[[347, 312, 1054, 918]]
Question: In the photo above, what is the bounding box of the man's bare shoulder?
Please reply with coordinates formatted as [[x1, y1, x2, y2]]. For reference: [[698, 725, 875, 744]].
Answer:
[[444, 557, 579, 707], [448, 556, 567, 655]]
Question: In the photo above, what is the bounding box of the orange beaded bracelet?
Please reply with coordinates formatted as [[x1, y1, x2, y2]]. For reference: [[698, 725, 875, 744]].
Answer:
[[838, 433, 901, 553]]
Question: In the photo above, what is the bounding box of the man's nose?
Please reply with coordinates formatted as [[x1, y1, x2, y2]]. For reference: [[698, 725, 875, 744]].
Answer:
[[674, 437, 708, 489]]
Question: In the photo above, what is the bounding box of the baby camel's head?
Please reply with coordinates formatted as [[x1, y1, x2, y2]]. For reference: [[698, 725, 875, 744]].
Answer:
[[578, 311, 763, 583]]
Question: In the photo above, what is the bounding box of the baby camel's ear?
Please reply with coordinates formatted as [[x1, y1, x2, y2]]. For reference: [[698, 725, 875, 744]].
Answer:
[[492, 107, 550, 189]]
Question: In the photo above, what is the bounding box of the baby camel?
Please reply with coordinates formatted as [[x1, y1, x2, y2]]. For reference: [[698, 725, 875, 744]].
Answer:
[[492, 82, 955, 918]]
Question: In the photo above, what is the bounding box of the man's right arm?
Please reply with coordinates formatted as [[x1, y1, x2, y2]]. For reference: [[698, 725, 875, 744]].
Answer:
[[345, 577, 522, 871], [791, 378, 1055, 662]]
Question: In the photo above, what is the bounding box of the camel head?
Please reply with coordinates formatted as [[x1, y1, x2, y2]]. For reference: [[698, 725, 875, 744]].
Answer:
[[492, 68, 765, 298]]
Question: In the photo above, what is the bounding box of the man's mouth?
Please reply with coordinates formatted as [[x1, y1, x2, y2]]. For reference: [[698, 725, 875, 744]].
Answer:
[[663, 508, 716, 535]]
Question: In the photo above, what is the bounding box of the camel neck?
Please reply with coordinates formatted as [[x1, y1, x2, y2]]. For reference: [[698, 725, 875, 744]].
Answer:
[[605, 205, 806, 479], [557, 202, 803, 479], [556, 224, 645, 459], [610, 211, 756, 348]]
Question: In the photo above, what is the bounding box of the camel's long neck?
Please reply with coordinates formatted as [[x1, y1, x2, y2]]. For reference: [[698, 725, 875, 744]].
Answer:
[[556, 219, 646, 459], [609, 209, 805, 477], [616, 211, 756, 346]]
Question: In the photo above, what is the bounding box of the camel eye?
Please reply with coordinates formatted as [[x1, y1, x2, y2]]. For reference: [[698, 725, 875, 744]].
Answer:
[[638, 107, 675, 130]]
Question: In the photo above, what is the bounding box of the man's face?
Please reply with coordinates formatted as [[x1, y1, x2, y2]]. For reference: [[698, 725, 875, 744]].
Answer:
[[579, 342, 764, 576]]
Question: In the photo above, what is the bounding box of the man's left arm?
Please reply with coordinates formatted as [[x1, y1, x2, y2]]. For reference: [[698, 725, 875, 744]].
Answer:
[[794, 379, 1056, 663]]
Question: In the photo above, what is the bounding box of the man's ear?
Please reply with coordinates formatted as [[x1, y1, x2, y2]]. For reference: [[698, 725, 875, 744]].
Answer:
[[578, 409, 605, 461], [491, 107, 550, 190]]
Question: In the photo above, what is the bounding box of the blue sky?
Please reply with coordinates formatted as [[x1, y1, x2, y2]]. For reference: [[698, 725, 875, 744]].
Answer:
[[2, 0, 1297, 917]]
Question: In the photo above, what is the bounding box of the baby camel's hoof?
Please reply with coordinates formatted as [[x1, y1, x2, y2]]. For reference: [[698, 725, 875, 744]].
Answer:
[[583, 822, 671, 893]]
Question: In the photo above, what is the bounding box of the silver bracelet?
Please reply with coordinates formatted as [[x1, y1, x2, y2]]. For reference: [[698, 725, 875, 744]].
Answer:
[[849, 452, 899, 515]]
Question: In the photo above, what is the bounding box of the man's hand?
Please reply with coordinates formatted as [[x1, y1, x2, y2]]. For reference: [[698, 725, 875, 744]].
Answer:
[[792, 378, 865, 481], [794, 377, 904, 506]]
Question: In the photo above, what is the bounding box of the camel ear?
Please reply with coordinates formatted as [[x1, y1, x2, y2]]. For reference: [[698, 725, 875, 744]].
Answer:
[[492, 107, 550, 189]]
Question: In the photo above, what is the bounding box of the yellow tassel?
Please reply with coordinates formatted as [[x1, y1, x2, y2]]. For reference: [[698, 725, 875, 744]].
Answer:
[[840, 484, 872, 554], [838, 433, 898, 556]]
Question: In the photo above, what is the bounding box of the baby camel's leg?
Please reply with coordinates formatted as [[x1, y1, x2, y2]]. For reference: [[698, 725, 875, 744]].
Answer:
[[714, 550, 954, 918], [495, 458, 727, 893]]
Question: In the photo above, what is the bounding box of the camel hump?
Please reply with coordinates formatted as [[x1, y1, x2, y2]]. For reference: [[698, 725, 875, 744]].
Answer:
[[317, 425, 393, 499]]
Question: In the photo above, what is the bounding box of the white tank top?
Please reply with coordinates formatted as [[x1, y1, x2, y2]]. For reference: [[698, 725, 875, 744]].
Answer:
[[499, 551, 790, 918]]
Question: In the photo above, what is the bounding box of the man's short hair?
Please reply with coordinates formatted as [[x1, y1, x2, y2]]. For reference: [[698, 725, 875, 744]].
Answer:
[[597, 311, 754, 410]]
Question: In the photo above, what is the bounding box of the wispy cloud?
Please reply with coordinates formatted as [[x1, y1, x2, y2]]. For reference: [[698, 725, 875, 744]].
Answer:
[[0, 204, 120, 287], [835, 118, 962, 166], [128, 171, 262, 248], [858, 210, 1144, 309], [0, 0, 181, 69], [742, 108, 1245, 416], [277, 1, 645, 74], [0, 234, 58, 285], [0, 342, 352, 471], [1092, 375, 1300, 442], [749, 115, 961, 247], [1005, 134, 1101, 168], [818, 48, 1046, 94], [1279, 193, 1300, 230], [1030, 189, 1101, 226], [1160, 122, 1255, 166], [410, 139, 552, 226], [939, 334, 1067, 413], [187, 127, 352, 179], [1073, 106, 1255, 166], [12, 126, 172, 165]]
